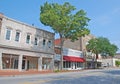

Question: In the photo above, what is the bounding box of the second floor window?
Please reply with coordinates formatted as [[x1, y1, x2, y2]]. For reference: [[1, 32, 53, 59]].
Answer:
[[43, 39, 46, 46], [34, 37, 38, 45], [26, 34, 31, 44], [15, 31, 20, 42], [48, 40, 52, 48], [6, 28, 11, 40]]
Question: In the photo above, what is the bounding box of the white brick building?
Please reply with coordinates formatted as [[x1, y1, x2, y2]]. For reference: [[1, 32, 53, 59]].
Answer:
[[0, 13, 54, 71]]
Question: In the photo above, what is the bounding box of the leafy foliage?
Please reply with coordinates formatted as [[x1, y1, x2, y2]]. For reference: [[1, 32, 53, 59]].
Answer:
[[40, 2, 90, 41], [115, 60, 120, 66], [86, 37, 118, 57], [40, 2, 90, 70]]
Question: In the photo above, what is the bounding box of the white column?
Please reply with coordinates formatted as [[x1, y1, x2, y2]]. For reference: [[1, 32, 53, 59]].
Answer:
[[38, 57, 42, 71], [0, 52, 2, 70], [18, 55, 23, 71], [52, 55, 55, 71]]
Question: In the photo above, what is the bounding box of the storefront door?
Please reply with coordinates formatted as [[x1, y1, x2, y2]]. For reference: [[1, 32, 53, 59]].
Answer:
[[71, 62, 77, 70], [22, 60, 29, 70]]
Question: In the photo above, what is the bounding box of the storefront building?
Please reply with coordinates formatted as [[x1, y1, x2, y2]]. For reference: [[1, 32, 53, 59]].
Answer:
[[54, 47, 85, 70], [0, 13, 54, 71], [63, 48, 85, 70], [54, 35, 95, 69]]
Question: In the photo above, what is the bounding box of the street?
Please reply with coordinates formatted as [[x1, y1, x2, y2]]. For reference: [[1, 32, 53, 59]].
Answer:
[[0, 68, 120, 84]]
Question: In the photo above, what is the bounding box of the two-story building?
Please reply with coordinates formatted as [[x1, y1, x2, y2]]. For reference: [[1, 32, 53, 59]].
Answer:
[[0, 13, 54, 71], [54, 35, 102, 69]]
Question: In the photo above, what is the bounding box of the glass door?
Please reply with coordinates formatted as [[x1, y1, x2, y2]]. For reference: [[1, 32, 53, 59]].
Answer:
[[22, 59, 28, 70], [22, 60, 26, 69]]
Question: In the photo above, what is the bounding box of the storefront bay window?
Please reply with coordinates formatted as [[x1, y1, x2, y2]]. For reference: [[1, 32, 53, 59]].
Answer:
[[22, 56, 38, 70], [42, 58, 52, 70], [63, 61, 71, 68], [2, 54, 19, 69]]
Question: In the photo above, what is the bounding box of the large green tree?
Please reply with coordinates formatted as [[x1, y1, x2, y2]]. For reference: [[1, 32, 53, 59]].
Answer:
[[40, 2, 90, 70], [86, 37, 118, 68]]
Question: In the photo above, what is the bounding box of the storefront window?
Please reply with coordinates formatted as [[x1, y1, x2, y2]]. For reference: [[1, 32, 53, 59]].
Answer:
[[42, 58, 52, 70], [77, 62, 83, 68], [63, 61, 66, 68], [22, 56, 38, 70], [63, 61, 71, 68], [2, 54, 19, 69], [66, 61, 69, 68]]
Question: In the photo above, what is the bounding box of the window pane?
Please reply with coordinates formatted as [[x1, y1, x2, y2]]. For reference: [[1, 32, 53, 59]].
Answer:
[[26, 34, 30, 44], [48, 40, 52, 48], [2, 54, 19, 69], [34, 37, 38, 45], [15, 32, 20, 42], [43, 39, 46, 46], [63, 61, 65, 68], [6, 29, 11, 40]]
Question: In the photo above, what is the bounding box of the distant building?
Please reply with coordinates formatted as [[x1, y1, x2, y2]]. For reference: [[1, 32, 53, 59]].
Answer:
[[102, 53, 120, 67], [54, 35, 98, 69], [55, 35, 95, 51], [0, 13, 54, 71], [114, 53, 120, 59]]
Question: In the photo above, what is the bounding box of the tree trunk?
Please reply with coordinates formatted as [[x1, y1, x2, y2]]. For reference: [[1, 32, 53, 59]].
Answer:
[[59, 34, 64, 70], [95, 53, 98, 69]]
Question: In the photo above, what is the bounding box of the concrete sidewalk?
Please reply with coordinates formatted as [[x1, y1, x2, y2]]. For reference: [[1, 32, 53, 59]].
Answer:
[[0, 70, 53, 77], [0, 69, 85, 77]]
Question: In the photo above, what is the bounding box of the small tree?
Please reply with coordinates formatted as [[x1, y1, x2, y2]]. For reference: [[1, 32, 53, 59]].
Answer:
[[40, 2, 90, 70], [86, 37, 118, 68], [115, 60, 120, 67]]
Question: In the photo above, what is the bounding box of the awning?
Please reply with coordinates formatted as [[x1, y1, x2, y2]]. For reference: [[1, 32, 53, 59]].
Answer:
[[63, 56, 85, 62]]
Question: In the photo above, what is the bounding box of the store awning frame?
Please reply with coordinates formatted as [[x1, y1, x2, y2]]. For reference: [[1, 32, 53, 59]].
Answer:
[[63, 56, 85, 62]]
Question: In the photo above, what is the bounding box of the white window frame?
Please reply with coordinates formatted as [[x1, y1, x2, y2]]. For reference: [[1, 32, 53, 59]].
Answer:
[[5, 28, 12, 40], [26, 34, 31, 44], [34, 37, 38, 45], [15, 31, 20, 42], [43, 39, 46, 46], [47, 40, 52, 48]]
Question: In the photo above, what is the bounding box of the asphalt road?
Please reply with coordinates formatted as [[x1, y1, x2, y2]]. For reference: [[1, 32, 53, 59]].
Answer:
[[0, 68, 120, 84]]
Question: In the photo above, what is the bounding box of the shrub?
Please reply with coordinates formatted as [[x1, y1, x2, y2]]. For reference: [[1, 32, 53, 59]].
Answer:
[[115, 60, 120, 67]]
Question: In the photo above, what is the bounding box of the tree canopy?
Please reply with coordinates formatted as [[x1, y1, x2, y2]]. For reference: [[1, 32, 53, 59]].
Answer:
[[40, 2, 90, 41], [86, 37, 118, 57], [40, 2, 90, 70]]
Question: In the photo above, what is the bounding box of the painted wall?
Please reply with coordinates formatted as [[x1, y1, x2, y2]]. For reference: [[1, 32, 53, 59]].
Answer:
[[0, 16, 54, 54], [63, 48, 83, 58]]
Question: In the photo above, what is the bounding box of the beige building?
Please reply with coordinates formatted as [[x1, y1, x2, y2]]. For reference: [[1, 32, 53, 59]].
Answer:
[[54, 35, 99, 69], [101, 53, 120, 67], [0, 13, 54, 71], [55, 35, 95, 51]]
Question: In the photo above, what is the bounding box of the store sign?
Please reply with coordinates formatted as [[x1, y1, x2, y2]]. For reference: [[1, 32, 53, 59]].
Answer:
[[63, 48, 83, 58]]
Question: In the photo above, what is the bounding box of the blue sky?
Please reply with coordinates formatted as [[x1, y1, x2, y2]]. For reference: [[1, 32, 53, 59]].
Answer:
[[0, 0, 120, 52]]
